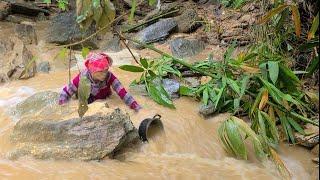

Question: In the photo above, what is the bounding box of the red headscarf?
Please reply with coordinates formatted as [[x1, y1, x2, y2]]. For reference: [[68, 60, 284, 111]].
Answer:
[[84, 52, 113, 73]]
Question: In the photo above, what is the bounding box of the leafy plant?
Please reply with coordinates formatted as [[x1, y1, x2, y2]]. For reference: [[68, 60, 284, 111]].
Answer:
[[76, 0, 116, 31], [219, 0, 248, 9]]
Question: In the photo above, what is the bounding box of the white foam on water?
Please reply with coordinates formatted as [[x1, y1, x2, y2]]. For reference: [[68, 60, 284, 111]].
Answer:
[[0, 86, 36, 109]]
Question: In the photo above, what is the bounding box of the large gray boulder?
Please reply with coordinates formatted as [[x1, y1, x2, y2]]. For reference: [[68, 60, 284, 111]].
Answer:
[[9, 108, 139, 160], [170, 38, 205, 58], [134, 18, 177, 45], [46, 11, 98, 49]]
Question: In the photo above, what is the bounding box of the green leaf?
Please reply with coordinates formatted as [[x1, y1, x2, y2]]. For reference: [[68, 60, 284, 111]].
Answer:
[[261, 111, 279, 145], [147, 70, 157, 77], [287, 117, 305, 135], [308, 12, 319, 40], [119, 65, 144, 72], [81, 47, 90, 58], [78, 75, 91, 118], [225, 119, 248, 159], [227, 78, 240, 95], [43, 0, 51, 4], [179, 86, 194, 96], [140, 58, 149, 69], [148, 82, 175, 108], [306, 56, 319, 75], [129, 0, 137, 23], [258, 4, 289, 24], [56, 47, 68, 60], [148, 0, 157, 6], [250, 88, 264, 116], [203, 87, 209, 105], [268, 61, 279, 84], [279, 64, 299, 83], [224, 42, 236, 62]]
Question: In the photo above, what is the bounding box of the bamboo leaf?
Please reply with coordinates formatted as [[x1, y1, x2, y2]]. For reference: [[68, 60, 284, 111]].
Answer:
[[290, 5, 301, 37], [227, 78, 241, 95], [259, 89, 269, 110], [140, 58, 149, 69], [258, 4, 289, 24], [306, 56, 319, 75], [78, 75, 91, 118], [148, 82, 175, 108], [119, 65, 144, 72], [287, 117, 305, 135], [308, 12, 319, 40], [268, 61, 279, 84], [251, 88, 264, 116], [129, 0, 137, 23], [81, 47, 90, 58], [225, 119, 248, 159], [203, 87, 209, 105], [179, 86, 194, 96]]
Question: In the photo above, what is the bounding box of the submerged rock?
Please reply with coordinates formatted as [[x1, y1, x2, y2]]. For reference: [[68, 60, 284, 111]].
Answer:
[[295, 123, 319, 148], [9, 108, 139, 160], [199, 102, 215, 117], [134, 18, 177, 46], [170, 38, 205, 58], [162, 78, 180, 99]]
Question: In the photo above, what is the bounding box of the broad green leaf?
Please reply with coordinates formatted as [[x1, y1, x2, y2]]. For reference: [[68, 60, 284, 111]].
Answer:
[[203, 87, 209, 105], [81, 47, 90, 58], [279, 64, 299, 83], [148, 82, 175, 108], [43, 0, 51, 3], [224, 42, 236, 62], [251, 88, 264, 116], [299, 40, 319, 50], [225, 119, 248, 159], [78, 75, 91, 118], [290, 5, 301, 37], [308, 12, 319, 40], [179, 86, 194, 96], [140, 58, 149, 69], [261, 111, 279, 145], [287, 117, 305, 135], [119, 65, 144, 72], [258, 4, 289, 24], [234, 98, 240, 113], [258, 111, 267, 137], [147, 70, 157, 77], [259, 63, 268, 80], [227, 78, 240, 95], [268, 61, 279, 84]]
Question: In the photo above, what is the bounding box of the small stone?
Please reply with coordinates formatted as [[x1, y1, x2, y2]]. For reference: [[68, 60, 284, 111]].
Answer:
[[183, 77, 200, 88], [162, 78, 180, 99], [37, 61, 50, 73], [199, 101, 215, 117]]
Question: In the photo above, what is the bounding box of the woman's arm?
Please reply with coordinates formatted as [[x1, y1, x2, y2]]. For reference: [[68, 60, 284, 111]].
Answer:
[[108, 72, 141, 111], [58, 73, 80, 105]]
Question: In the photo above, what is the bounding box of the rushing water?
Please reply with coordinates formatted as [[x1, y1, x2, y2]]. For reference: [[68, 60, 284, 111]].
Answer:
[[0, 68, 314, 180]]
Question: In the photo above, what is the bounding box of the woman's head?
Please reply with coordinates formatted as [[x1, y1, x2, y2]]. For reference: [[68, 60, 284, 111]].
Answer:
[[84, 52, 113, 81]]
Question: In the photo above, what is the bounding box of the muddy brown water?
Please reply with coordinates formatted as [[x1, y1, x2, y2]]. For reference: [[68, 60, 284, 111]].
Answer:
[[0, 19, 316, 180], [0, 68, 315, 180]]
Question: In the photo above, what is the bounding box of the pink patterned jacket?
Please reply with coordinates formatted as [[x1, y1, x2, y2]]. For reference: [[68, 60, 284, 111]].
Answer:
[[58, 70, 141, 111]]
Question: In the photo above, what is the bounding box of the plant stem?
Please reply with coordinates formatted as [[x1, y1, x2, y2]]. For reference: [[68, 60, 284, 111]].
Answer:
[[124, 37, 215, 78]]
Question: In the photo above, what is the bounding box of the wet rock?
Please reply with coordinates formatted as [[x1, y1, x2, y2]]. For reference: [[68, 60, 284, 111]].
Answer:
[[174, 9, 201, 33], [0, 1, 10, 20], [295, 124, 319, 148], [11, 91, 60, 119], [134, 18, 177, 46], [5, 14, 35, 23], [37, 61, 50, 73], [0, 36, 35, 80], [199, 102, 215, 117], [14, 24, 37, 45], [162, 78, 180, 99], [170, 38, 205, 58], [311, 144, 319, 155], [46, 11, 98, 49], [9, 107, 139, 160], [183, 77, 201, 88], [100, 33, 122, 52], [312, 157, 319, 164]]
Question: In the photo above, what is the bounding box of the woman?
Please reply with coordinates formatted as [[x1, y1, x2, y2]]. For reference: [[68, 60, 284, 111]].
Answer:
[[58, 52, 141, 111]]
